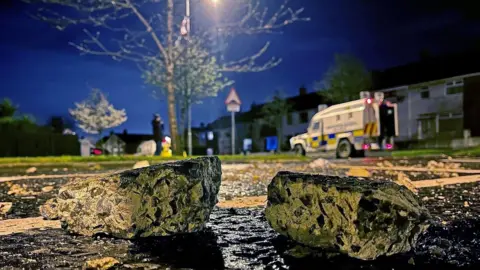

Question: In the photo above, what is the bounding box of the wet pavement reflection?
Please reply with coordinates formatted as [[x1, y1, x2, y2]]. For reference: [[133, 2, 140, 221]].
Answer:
[[1, 207, 480, 269]]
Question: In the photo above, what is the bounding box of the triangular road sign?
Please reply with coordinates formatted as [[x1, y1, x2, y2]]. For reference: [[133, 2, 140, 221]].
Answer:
[[225, 88, 241, 105]]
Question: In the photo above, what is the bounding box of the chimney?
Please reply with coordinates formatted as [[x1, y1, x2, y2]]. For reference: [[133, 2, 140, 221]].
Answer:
[[299, 86, 307, 96], [123, 129, 128, 135], [200, 122, 205, 128]]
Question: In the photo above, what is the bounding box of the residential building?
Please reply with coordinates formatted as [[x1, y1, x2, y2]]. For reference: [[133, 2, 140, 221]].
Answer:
[[182, 123, 214, 155], [282, 87, 331, 140], [102, 133, 127, 155], [101, 130, 154, 154], [206, 87, 330, 154], [208, 114, 253, 154], [373, 50, 480, 142]]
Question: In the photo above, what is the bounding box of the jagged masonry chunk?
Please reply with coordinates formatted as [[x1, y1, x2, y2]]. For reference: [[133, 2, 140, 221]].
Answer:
[[40, 157, 221, 239], [265, 172, 430, 260]]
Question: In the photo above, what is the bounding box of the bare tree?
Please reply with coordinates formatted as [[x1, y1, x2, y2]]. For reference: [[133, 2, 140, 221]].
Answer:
[[69, 88, 127, 135], [25, 0, 309, 151], [144, 37, 233, 154]]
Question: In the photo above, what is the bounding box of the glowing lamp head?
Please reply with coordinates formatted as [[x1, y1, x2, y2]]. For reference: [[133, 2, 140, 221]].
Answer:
[[366, 98, 373, 104], [386, 143, 393, 150], [362, 143, 370, 150]]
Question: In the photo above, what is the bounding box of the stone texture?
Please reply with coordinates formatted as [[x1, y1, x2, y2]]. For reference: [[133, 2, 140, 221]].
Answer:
[[26, 167, 37, 174], [265, 172, 430, 260], [0, 202, 12, 215], [83, 257, 120, 270], [40, 156, 222, 239]]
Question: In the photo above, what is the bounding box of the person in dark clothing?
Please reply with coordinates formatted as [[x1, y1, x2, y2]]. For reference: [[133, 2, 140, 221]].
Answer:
[[378, 101, 394, 149], [152, 114, 164, 155]]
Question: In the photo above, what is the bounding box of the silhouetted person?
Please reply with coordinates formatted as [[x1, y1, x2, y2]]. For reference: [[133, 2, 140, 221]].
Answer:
[[152, 114, 164, 155]]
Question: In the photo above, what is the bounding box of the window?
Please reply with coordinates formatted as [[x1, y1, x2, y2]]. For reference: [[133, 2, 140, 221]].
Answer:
[[336, 115, 341, 121], [286, 113, 293, 125], [446, 85, 463, 95], [348, 112, 353, 119], [445, 80, 463, 95], [420, 89, 430, 99], [299, 112, 309, 123], [312, 122, 320, 130]]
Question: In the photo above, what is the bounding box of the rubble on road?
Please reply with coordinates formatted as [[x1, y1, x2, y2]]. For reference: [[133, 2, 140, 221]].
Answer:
[[396, 172, 418, 194], [83, 257, 120, 270], [41, 186, 54, 193], [308, 158, 331, 169], [132, 160, 149, 169], [265, 172, 430, 260], [40, 157, 222, 239], [26, 167, 37, 174], [6, 182, 38, 196], [0, 202, 12, 216]]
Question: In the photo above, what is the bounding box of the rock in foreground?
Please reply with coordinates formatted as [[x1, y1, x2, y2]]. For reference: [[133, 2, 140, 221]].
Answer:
[[265, 172, 430, 260], [41, 157, 221, 239]]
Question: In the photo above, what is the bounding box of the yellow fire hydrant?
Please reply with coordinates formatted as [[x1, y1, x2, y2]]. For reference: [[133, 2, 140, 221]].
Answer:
[[160, 136, 173, 157]]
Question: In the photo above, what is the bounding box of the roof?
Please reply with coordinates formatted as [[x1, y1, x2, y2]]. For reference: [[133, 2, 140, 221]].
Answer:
[[206, 90, 333, 129], [101, 133, 154, 144], [372, 49, 480, 90]]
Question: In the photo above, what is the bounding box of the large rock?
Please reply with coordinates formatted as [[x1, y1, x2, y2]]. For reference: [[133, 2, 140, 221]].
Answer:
[[265, 172, 430, 260], [135, 140, 157, 156], [40, 157, 221, 239]]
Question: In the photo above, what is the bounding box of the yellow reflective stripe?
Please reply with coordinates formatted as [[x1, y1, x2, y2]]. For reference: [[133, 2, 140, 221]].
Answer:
[[364, 123, 371, 135], [371, 122, 378, 135], [353, 129, 364, 137]]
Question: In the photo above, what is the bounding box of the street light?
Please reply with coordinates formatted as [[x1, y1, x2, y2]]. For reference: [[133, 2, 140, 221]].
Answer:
[[184, 0, 219, 157]]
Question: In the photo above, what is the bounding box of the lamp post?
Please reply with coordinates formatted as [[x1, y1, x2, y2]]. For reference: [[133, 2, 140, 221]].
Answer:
[[183, 0, 219, 157], [185, 0, 192, 157]]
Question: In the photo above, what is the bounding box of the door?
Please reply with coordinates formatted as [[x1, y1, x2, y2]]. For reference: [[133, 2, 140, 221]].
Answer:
[[308, 120, 323, 151]]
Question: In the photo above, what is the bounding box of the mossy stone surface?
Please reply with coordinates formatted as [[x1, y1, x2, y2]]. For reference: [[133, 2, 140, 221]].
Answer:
[[40, 156, 221, 239], [265, 172, 430, 260]]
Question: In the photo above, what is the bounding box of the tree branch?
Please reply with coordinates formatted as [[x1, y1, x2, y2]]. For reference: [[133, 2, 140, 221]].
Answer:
[[219, 42, 282, 72], [124, 0, 168, 61], [217, 0, 310, 37]]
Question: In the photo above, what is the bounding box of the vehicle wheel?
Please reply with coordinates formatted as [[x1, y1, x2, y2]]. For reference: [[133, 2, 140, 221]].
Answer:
[[294, 144, 306, 156], [336, 139, 353, 158]]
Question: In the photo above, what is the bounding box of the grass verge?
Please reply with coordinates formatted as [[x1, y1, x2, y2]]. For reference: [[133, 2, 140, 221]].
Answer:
[[392, 147, 480, 158], [0, 154, 309, 165]]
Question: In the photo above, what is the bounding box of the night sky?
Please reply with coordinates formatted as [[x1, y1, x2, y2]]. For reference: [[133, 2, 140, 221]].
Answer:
[[1, 0, 479, 135]]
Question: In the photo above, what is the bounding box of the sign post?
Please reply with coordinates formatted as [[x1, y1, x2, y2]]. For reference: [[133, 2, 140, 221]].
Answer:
[[225, 88, 241, 155]]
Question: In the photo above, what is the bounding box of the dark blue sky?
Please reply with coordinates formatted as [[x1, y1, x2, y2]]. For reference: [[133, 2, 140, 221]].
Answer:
[[1, 0, 479, 135]]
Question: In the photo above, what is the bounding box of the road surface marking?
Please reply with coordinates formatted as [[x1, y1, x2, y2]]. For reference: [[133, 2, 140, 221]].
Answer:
[[0, 217, 61, 236], [414, 174, 480, 188], [440, 158, 480, 164], [331, 164, 480, 174]]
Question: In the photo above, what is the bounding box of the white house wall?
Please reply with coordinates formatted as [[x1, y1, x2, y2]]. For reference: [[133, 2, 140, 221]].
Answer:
[[282, 109, 317, 138], [383, 81, 464, 141]]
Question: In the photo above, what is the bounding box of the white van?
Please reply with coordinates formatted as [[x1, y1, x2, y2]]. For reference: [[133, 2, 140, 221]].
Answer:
[[289, 92, 399, 158]]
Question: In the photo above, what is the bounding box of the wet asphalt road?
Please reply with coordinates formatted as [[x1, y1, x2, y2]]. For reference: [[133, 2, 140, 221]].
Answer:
[[1, 157, 480, 269]]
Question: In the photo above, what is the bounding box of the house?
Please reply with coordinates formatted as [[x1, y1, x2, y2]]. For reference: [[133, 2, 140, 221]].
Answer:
[[102, 133, 126, 155], [101, 130, 154, 154], [208, 114, 253, 154], [207, 86, 331, 154], [181, 123, 213, 155], [373, 50, 480, 142]]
